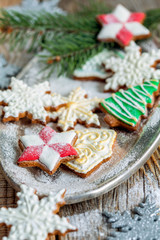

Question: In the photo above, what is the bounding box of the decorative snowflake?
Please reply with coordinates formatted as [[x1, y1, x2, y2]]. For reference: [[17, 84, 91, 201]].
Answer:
[[0, 77, 65, 124], [104, 197, 160, 240], [97, 4, 150, 47], [103, 41, 160, 91], [0, 184, 76, 240], [49, 87, 101, 131], [0, 55, 19, 89], [7, 0, 65, 15]]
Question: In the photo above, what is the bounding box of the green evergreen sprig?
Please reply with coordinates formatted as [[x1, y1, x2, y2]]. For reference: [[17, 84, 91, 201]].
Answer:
[[0, 1, 160, 76]]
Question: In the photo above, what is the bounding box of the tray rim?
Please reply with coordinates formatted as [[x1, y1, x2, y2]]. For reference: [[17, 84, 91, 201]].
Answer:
[[0, 56, 160, 204]]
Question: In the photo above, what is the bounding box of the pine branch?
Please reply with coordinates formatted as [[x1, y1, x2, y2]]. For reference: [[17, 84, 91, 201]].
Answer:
[[1, 1, 160, 77], [144, 8, 160, 29]]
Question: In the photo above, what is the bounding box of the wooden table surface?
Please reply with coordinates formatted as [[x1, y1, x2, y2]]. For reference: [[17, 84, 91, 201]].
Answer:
[[0, 0, 160, 240]]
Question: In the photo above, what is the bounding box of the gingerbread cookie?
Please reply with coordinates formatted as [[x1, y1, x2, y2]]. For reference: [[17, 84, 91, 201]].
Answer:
[[103, 41, 160, 92], [0, 184, 77, 239], [18, 126, 78, 175], [96, 4, 151, 47], [0, 77, 66, 124], [65, 129, 116, 178], [100, 79, 160, 131], [49, 87, 101, 131], [73, 49, 124, 81]]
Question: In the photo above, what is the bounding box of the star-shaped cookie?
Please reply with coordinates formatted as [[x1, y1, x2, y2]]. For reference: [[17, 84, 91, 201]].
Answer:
[[0, 184, 77, 240], [48, 87, 101, 131], [0, 77, 66, 124], [97, 4, 151, 47], [18, 126, 78, 175]]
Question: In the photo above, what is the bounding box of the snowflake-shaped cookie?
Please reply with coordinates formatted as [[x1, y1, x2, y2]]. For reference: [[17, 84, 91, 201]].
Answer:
[[0, 77, 66, 124], [97, 4, 150, 47], [0, 55, 19, 89], [49, 87, 101, 131], [103, 41, 160, 91], [18, 126, 78, 175], [0, 184, 76, 240]]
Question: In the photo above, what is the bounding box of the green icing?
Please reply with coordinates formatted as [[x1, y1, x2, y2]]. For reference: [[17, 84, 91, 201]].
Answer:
[[101, 80, 159, 126]]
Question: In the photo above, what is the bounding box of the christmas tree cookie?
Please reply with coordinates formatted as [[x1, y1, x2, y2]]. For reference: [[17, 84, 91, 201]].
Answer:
[[100, 79, 160, 131]]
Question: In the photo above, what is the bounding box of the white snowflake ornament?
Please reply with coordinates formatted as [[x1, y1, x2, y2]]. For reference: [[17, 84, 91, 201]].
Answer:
[[0, 184, 76, 240], [0, 77, 66, 124], [103, 41, 160, 91], [0, 55, 19, 89], [7, 0, 65, 15], [48, 87, 101, 131]]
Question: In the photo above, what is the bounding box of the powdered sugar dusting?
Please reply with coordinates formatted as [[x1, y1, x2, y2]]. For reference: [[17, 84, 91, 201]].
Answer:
[[0, 105, 159, 202], [0, 40, 159, 203]]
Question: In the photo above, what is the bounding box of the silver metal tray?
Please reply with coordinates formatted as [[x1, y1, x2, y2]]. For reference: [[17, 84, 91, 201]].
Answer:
[[0, 43, 160, 204]]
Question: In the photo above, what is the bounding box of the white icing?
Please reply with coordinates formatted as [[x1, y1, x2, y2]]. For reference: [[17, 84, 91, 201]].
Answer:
[[40, 145, 60, 171], [98, 23, 122, 39], [48, 87, 101, 131], [48, 131, 76, 145], [103, 42, 160, 91], [0, 184, 76, 240], [0, 77, 66, 123], [21, 135, 44, 147], [65, 129, 116, 174], [125, 22, 150, 36], [113, 4, 131, 22], [73, 49, 119, 79], [97, 4, 150, 44], [19, 127, 77, 171]]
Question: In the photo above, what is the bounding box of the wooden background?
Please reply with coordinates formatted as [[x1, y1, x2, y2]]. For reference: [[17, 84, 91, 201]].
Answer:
[[0, 1, 160, 240]]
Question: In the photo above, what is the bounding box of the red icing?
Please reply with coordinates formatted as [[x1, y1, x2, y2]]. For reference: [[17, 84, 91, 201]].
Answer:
[[18, 145, 44, 162], [18, 127, 78, 169], [39, 126, 55, 144], [97, 7, 147, 46], [49, 143, 78, 158], [127, 12, 145, 23], [116, 26, 133, 46], [97, 14, 119, 24]]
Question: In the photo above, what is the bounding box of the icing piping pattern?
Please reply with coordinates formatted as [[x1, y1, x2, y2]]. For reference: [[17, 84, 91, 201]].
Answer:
[[48, 87, 101, 131], [0, 184, 76, 240], [100, 79, 159, 126], [103, 41, 160, 91], [65, 129, 116, 174]]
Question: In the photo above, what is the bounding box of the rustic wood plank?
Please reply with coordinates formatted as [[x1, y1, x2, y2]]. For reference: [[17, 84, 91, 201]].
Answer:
[[0, 0, 21, 7]]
